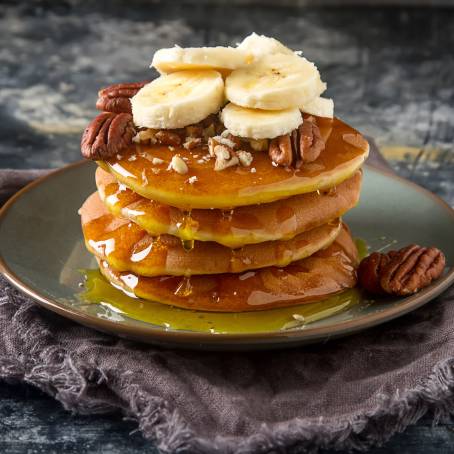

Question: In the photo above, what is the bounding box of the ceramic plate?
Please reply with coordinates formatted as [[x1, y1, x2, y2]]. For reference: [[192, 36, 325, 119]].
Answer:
[[0, 161, 453, 350]]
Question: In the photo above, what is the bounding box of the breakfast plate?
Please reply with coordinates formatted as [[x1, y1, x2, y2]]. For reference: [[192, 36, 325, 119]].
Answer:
[[0, 160, 453, 350]]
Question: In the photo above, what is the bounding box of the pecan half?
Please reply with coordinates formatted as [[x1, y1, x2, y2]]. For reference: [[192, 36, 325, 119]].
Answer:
[[96, 81, 149, 114], [81, 112, 136, 160], [299, 115, 325, 163], [358, 245, 445, 296], [357, 252, 392, 295], [269, 135, 293, 166], [380, 245, 446, 295], [268, 116, 325, 167]]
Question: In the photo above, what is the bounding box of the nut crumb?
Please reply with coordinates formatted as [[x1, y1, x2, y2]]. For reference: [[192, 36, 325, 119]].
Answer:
[[152, 157, 164, 165], [237, 150, 253, 167], [187, 176, 198, 184], [133, 129, 157, 144], [168, 155, 188, 175], [183, 137, 203, 150], [250, 167, 257, 173]]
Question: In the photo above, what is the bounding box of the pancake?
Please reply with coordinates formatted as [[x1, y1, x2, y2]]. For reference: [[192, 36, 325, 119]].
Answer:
[[97, 223, 358, 312], [99, 116, 368, 209], [80, 192, 342, 277], [97, 167, 362, 248]]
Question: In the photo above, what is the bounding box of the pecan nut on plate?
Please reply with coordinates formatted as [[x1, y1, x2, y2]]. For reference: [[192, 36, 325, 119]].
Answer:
[[96, 81, 149, 114], [81, 112, 136, 160], [268, 116, 325, 167], [358, 244, 446, 296]]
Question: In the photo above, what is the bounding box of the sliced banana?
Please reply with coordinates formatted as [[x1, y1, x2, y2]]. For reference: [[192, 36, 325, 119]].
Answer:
[[131, 70, 224, 129], [301, 97, 334, 118], [151, 46, 253, 74], [237, 33, 294, 58], [221, 103, 303, 140], [225, 53, 326, 110]]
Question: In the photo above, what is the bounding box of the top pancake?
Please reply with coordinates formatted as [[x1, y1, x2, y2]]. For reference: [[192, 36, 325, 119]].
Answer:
[[99, 116, 368, 209]]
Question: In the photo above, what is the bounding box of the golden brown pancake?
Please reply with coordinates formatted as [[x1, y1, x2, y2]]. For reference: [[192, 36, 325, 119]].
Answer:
[[80, 192, 342, 277], [99, 116, 368, 209], [97, 224, 358, 312], [96, 167, 362, 248]]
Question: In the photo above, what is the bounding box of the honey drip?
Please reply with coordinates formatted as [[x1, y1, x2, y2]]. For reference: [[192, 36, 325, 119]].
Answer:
[[174, 276, 193, 297]]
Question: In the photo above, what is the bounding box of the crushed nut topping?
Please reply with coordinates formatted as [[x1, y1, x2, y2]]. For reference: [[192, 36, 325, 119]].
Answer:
[[168, 155, 188, 175], [133, 129, 157, 144], [187, 176, 198, 184], [213, 145, 239, 171], [237, 150, 253, 167], [183, 137, 203, 150], [155, 130, 182, 146]]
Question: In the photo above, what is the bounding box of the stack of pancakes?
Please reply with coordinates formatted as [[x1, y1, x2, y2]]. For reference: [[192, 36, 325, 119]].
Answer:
[[80, 116, 369, 312]]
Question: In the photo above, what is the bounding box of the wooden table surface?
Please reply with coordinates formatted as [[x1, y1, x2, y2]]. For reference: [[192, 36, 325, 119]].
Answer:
[[1, 1, 453, 453]]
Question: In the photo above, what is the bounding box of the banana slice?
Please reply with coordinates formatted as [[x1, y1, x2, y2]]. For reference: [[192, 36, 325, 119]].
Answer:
[[237, 33, 294, 58], [301, 97, 334, 118], [131, 70, 224, 129], [151, 46, 253, 74], [225, 53, 326, 110], [221, 102, 302, 139]]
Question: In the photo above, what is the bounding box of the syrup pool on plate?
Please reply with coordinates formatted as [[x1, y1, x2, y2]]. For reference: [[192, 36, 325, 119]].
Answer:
[[78, 269, 361, 334]]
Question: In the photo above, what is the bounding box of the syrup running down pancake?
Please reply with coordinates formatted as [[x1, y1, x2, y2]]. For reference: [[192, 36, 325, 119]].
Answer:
[[97, 224, 358, 312], [97, 167, 362, 248], [99, 116, 368, 209], [80, 192, 342, 277]]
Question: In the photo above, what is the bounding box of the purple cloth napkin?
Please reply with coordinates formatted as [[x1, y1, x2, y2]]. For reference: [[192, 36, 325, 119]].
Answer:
[[1, 144, 454, 454]]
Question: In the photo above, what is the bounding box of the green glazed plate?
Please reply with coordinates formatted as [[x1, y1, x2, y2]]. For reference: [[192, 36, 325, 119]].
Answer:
[[0, 161, 453, 350]]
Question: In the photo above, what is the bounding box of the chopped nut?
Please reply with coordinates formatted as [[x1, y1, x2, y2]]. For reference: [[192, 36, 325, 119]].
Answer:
[[237, 150, 253, 167], [183, 137, 203, 150], [208, 134, 241, 158], [152, 157, 164, 165], [213, 145, 239, 171], [250, 167, 257, 173], [133, 129, 157, 144], [214, 145, 231, 160], [187, 176, 198, 184], [168, 155, 188, 175], [155, 130, 182, 146]]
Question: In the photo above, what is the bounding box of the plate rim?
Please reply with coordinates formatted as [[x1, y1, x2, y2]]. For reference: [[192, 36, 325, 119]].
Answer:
[[0, 160, 453, 346]]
